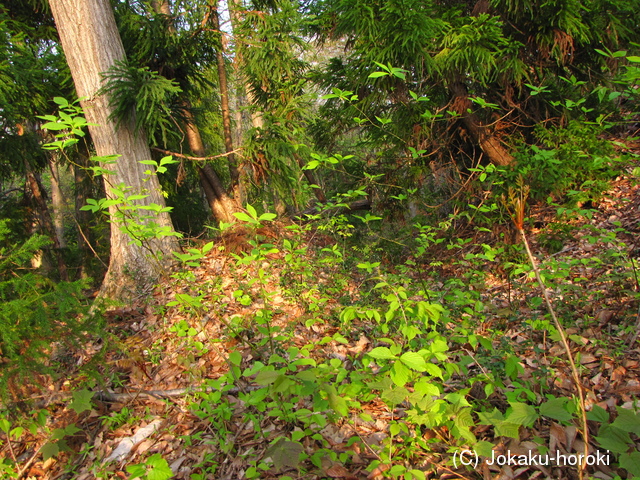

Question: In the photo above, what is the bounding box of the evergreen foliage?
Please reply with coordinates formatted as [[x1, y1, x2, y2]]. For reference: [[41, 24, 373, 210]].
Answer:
[[101, 61, 184, 147], [0, 221, 92, 398]]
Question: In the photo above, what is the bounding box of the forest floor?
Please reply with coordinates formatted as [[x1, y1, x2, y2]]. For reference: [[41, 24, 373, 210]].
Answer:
[[6, 167, 640, 480]]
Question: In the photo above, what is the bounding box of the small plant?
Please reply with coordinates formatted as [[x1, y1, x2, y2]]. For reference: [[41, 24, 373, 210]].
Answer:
[[41, 98, 182, 276], [126, 453, 173, 480]]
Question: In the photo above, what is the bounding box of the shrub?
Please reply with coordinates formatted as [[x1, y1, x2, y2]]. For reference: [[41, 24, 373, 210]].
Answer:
[[0, 221, 93, 401]]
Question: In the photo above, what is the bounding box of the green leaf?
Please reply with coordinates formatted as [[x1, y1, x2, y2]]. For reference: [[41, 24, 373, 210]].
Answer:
[[324, 384, 348, 416], [255, 370, 282, 385], [494, 421, 521, 439], [587, 405, 609, 423], [424, 363, 443, 379], [304, 160, 320, 170], [234, 212, 253, 222], [612, 407, 640, 435], [127, 465, 147, 478], [41, 442, 59, 461], [381, 385, 410, 406], [475, 440, 495, 458], [368, 71, 389, 78], [414, 380, 440, 396], [505, 355, 522, 379], [407, 469, 426, 480], [246, 204, 258, 220], [595, 424, 632, 453], [42, 122, 68, 131], [126, 194, 149, 201], [296, 369, 318, 384], [478, 408, 503, 423], [390, 361, 410, 387], [69, 389, 94, 414], [367, 347, 397, 360], [619, 452, 640, 477], [259, 213, 277, 222], [228, 350, 242, 366], [64, 424, 80, 436], [400, 352, 427, 372], [539, 397, 573, 422], [145, 453, 174, 480], [627, 56, 640, 63], [159, 156, 177, 166], [10, 426, 24, 440], [506, 402, 538, 427], [455, 408, 475, 430], [264, 438, 303, 471]]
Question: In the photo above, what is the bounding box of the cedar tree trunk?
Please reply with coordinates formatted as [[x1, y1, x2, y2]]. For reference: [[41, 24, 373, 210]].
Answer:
[[49, 0, 179, 301]]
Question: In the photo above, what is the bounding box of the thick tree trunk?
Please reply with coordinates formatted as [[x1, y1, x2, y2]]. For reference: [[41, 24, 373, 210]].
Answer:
[[49, 0, 179, 301], [450, 82, 514, 167]]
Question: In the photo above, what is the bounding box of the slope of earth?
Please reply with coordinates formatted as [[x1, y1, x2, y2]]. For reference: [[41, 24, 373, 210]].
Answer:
[[4, 171, 640, 480]]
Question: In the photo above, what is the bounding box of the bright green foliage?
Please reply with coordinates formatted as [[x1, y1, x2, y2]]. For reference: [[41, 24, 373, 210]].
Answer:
[[101, 61, 183, 146], [0, 221, 91, 397], [437, 14, 526, 86], [41, 102, 183, 257], [126, 453, 173, 480]]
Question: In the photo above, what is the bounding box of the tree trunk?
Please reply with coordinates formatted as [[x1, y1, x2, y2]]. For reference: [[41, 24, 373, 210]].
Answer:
[[183, 111, 238, 223], [450, 82, 514, 167], [74, 144, 99, 279], [48, 155, 66, 249], [210, 3, 241, 201], [49, 0, 179, 301], [152, 0, 239, 223], [24, 160, 69, 281]]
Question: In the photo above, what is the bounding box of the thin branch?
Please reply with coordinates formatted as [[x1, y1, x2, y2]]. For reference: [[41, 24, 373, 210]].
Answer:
[[151, 147, 243, 161], [519, 228, 589, 480]]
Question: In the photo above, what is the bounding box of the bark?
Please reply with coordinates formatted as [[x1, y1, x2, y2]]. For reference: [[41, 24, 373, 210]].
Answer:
[[49, 0, 179, 301], [74, 146, 96, 278], [210, 4, 241, 200], [153, 0, 240, 223], [450, 82, 514, 167], [48, 156, 66, 249], [228, 0, 264, 130], [184, 114, 238, 223], [24, 160, 69, 281]]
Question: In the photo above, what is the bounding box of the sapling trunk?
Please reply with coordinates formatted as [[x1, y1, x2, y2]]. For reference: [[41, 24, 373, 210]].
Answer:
[[508, 185, 589, 479]]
